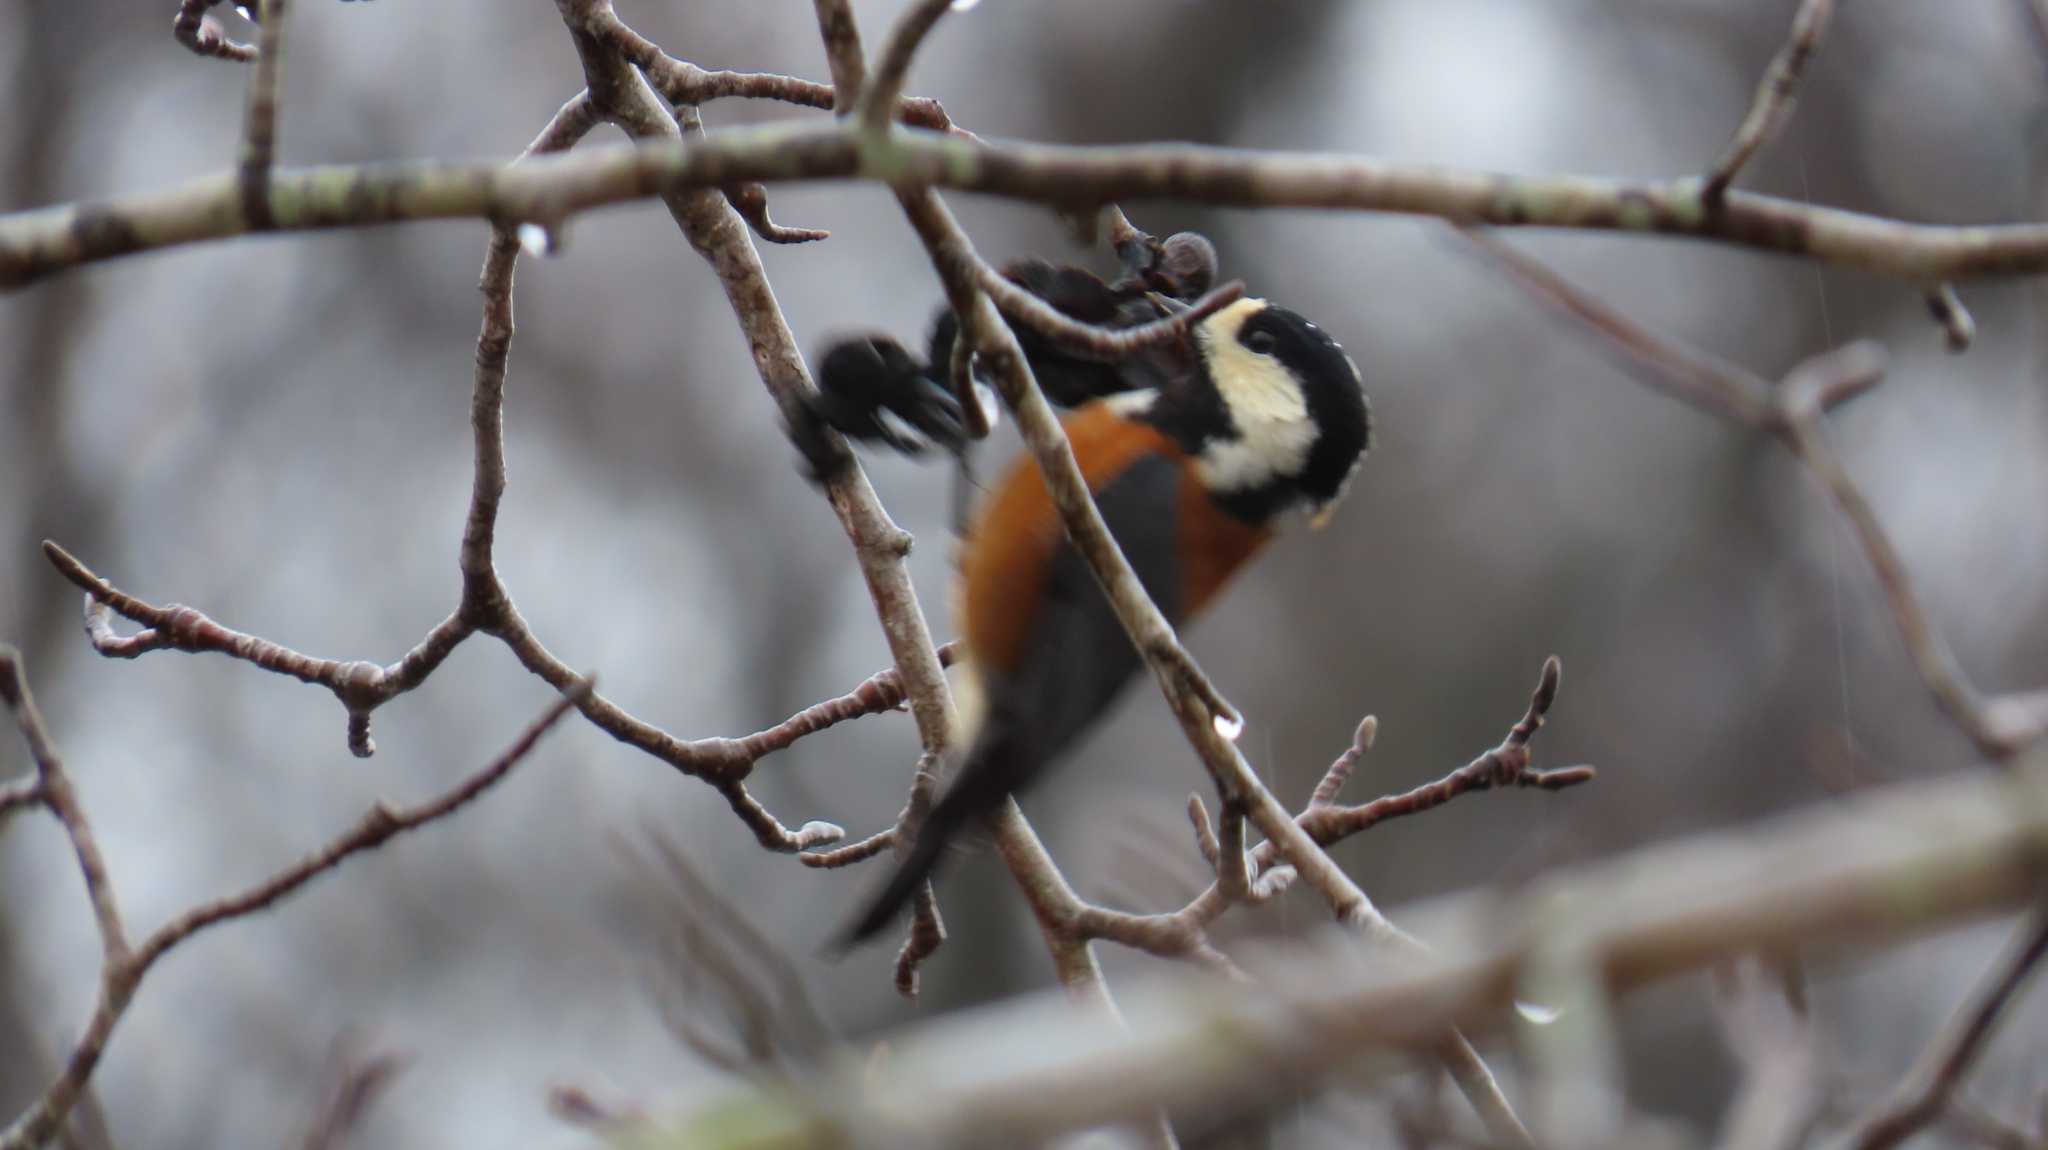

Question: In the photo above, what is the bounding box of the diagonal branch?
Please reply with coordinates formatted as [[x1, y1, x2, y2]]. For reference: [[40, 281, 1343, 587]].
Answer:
[[859, 0, 954, 135], [1462, 229, 2048, 761], [1837, 906, 2048, 1150], [638, 754, 2048, 1148], [0, 651, 587, 1150], [1704, 0, 1835, 200]]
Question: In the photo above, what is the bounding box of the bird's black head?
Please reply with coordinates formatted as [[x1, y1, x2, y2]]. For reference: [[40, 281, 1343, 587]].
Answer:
[[1175, 298, 1372, 525]]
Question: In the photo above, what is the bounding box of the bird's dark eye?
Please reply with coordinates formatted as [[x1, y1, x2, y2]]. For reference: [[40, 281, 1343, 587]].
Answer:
[[1245, 330, 1278, 355]]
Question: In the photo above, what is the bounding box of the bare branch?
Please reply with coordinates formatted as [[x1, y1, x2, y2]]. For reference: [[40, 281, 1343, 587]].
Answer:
[[131, 686, 590, 973], [237, 0, 287, 229], [1838, 907, 2048, 1150], [1310, 715, 1377, 807], [0, 663, 585, 1150], [1711, 957, 1819, 1150], [23, 125, 2048, 289], [639, 756, 2048, 1148], [0, 648, 130, 968], [1293, 659, 1593, 848], [298, 1041, 408, 1150], [1777, 348, 2045, 759], [724, 181, 829, 244], [1464, 230, 2048, 761], [809, 0, 867, 114], [1705, 0, 1835, 200], [1184, 794, 1219, 870], [860, 0, 954, 135], [1925, 282, 1976, 353], [895, 884, 947, 1000], [45, 541, 437, 758], [978, 263, 1247, 360], [1455, 225, 1782, 427]]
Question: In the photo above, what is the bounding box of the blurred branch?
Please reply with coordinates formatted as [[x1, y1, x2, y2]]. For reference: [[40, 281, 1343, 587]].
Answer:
[[1837, 907, 2048, 1150], [1925, 282, 1976, 353], [0, 647, 585, 1150], [631, 753, 2048, 1149], [297, 1040, 407, 1150], [1704, 0, 1834, 201], [1711, 957, 1819, 1150], [810, 0, 865, 112], [630, 830, 830, 1070], [1459, 229, 2048, 761], [26, 120, 2048, 288]]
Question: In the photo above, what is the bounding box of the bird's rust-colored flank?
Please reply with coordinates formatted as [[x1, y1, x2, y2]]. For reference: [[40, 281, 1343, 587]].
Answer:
[[956, 403, 1271, 678]]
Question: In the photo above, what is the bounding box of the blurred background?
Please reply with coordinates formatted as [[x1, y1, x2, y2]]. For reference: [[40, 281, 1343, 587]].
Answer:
[[4, 1, 2047, 1146]]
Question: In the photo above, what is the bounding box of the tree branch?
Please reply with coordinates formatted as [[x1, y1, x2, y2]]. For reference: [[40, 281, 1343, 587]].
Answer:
[[237, 0, 287, 230], [1837, 906, 2048, 1150], [1461, 229, 2048, 761], [630, 754, 2048, 1149], [1704, 0, 1834, 200], [22, 123, 2048, 289], [0, 651, 587, 1150]]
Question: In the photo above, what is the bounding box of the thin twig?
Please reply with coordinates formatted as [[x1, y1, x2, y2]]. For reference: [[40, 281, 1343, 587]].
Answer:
[[1464, 229, 2048, 761], [723, 181, 829, 244], [859, 0, 954, 135], [1711, 956, 1819, 1150], [810, 0, 868, 114], [298, 1042, 408, 1150], [1838, 907, 2048, 1150], [1185, 794, 1220, 870], [237, 0, 287, 229], [0, 649, 130, 968], [0, 656, 586, 1150], [1292, 660, 1594, 848], [978, 264, 1247, 360], [1925, 282, 1976, 352], [1704, 0, 1836, 200], [1778, 348, 2043, 759]]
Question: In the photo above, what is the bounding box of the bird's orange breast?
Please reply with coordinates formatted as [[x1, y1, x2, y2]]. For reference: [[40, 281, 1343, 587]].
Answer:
[[956, 403, 1273, 677]]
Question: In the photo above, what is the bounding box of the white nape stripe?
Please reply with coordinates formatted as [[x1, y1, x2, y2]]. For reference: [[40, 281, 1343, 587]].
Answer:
[[1101, 387, 1160, 417], [1195, 299, 1315, 492]]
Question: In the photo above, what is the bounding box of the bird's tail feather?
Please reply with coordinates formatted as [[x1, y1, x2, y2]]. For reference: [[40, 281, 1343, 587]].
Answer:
[[832, 737, 1018, 950]]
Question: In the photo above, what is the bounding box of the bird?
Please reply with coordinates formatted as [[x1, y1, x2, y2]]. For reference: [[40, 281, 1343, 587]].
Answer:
[[805, 254, 1372, 948]]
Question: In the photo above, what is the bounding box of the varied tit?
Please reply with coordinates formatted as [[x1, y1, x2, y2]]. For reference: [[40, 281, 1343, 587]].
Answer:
[[809, 258, 1372, 948]]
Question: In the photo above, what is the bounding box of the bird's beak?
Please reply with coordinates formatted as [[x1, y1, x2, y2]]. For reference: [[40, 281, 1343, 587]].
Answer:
[[1310, 503, 1338, 531]]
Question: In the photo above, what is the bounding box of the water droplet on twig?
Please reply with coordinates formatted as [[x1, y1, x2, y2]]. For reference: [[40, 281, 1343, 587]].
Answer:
[[516, 222, 561, 259]]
